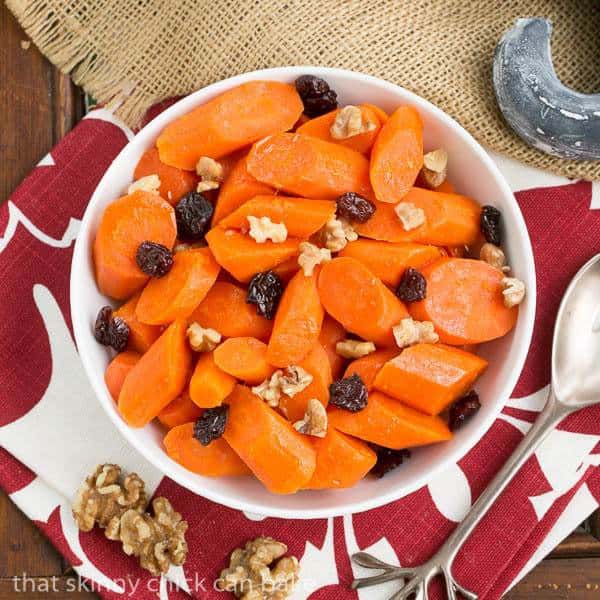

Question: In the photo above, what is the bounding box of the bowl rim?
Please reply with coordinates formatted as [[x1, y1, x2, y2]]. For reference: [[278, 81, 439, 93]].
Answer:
[[71, 65, 536, 519]]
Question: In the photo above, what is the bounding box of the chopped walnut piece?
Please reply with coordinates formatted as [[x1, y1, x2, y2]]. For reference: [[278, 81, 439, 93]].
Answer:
[[394, 202, 426, 231], [336, 339, 376, 359], [217, 536, 299, 599], [187, 322, 222, 352], [252, 366, 313, 408], [392, 317, 439, 349], [480, 242, 509, 271], [502, 277, 525, 308], [248, 216, 288, 243], [322, 217, 357, 252], [420, 148, 448, 189], [196, 156, 224, 192], [293, 399, 328, 438], [298, 242, 331, 276], [330, 105, 377, 140], [128, 174, 161, 195]]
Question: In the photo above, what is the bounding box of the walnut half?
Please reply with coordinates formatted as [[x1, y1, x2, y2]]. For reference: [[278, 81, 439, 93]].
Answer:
[[394, 202, 426, 231], [502, 276, 525, 308], [330, 105, 377, 140], [392, 317, 439, 349], [196, 156, 224, 192], [420, 148, 448, 189], [252, 366, 313, 408], [298, 242, 331, 276], [248, 216, 288, 243], [128, 174, 161, 195], [293, 399, 328, 438], [336, 339, 376, 359], [187, 322, 221, 352]]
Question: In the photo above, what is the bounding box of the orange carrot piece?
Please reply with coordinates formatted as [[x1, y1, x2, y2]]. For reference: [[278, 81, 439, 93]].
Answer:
[[370, 106, 423, 203], [318, 316, 347, 379], [189, 351, 236, 408], [409, 258, 519, 344], [328, 391, 452, 449], [114, 292, 162, 353], [135, 248, 220, 325], [118, 319, 192, 427], [157, 81, 303, 169], [157, 392, 203, 429], [104, 351, 141, 401], [213, 337, 274, 385], [318, 257, 408, 346], [272, 256, 300, 282], [164, 422, 250, 477], [93, 191, 177, 299], [344, 348, 399, 390], [267, 270, 324, 367], [362, 103, 389, 124], [247, 133, 374, 200], [223, 385, 316, 493], [339, 239, 442, 286], [435, 180, 456, 194]]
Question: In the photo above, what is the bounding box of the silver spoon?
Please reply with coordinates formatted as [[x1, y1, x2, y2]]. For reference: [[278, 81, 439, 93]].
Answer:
[[352, 253, 600, 600]]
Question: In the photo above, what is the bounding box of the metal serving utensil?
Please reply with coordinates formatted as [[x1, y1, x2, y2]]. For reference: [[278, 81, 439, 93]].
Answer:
[[352, 254, 600, 600]]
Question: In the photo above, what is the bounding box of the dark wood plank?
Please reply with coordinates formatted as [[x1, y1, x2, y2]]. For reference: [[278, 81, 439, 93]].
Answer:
[[550, 530, 600, 558]]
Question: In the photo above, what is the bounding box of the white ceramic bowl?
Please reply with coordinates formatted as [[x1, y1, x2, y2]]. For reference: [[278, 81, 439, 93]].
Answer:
[[71, 67, 536, 519]]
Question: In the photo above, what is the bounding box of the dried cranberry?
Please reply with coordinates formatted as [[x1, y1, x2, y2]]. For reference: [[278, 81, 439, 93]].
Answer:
[[480, 205, 502, 245], [247, 270, 284, 320], [136, 241, 173, 277], [329, 374, 368, 412], [175, 191, 214, 240], [371, 447, 411, 478], [194, 406, 229, 446], [94, 306, 130, 352], [448, 391, 481, 431], [395, 268, 427, 303], [336, 192, 376, 223], [295, 75, 338, 117]]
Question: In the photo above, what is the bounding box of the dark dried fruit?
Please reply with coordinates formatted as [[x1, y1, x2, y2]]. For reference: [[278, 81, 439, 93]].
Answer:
[[295, 74, 338, 117], [336, 192, 376, 224], [175, 191, 214, 240], [136, 241, 173, 277], [94, 306, 130, 352], [480, 205, 502, 245], [448, 390, 481, 431], [329, 374, 368, 412], [246, 270, 284, 320], [395, 268, 427, 303], [370, 447, 411, 478], [194, 405, 229, 446]]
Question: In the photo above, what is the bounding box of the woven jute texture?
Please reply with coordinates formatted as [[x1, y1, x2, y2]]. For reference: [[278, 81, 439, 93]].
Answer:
[[7, 0, 600, 180]]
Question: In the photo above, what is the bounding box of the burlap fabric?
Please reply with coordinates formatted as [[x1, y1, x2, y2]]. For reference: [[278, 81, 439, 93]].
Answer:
[[6, 0, 600, 180]]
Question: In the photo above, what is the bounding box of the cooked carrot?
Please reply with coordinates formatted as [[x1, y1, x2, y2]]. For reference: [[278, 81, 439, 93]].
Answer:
[[267, 270, 324, 367], [157, 392, 203, 429], [218, 195, 336, 239], [189, 281, 272, 341], [344, 348, 399, 390], [370, 106, 423, 203], [205, 227, 300, 283], [328, 391, 452, 449], [362, 103, 389, 124], [93, 191, 177, 299], [246, 133, 374, 200], [223, 385, 316, 493], [435, 180, 456, 194], [339, 239, 442, 286], [104, 351, 141, 401], [113, 292, 162, 353], [164, 422, 250, 477], [135, 248, 220, 325], [213, 337, 274, 385], [318, 257, 408, 346], [374, 344, 487, 415], [157, 81, 304, 169], [272, 256, 300, 282], [355, 187, 480, 246], [318, 316, 347, 379], [133, 147, 197, 205], [305, 429, 377, 489], [118, 319, 192, 427], [409, 258, 518, 344], [189, 351, 236, 408]]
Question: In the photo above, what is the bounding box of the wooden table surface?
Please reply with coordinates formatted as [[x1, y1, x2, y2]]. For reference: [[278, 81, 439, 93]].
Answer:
[[2, 5, 600, 598]]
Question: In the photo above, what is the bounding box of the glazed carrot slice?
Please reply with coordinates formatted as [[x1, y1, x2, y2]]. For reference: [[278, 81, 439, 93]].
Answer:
[[205, 227, 301, 283], [118, 319, 192, 427], [318, 316, 347, 379], [374, 344, 487, 415], [355, 187, 481, 246], [305, 429, 377, 489], [189, 281, 272, 341], [157, 81, 304, 169], [113, 291, 162, 353], [370, 106, 423, 203], [344, 348, 399, 390], [213, 337, 274, 385], [104, 351, 141, 401], [409, 258, 518, 344], [339, 239, 442, 286], [218, 195, 336, 238], [157, 392, 203, 429], [267, 270, 324, 367], [318, 257, 408, 346], [93, 191, 177, 299], [247, 133, 374, 200], [278, 343, 332, 422], [328, 391, 452, 449], [223, 385, 316, 493], [135, 248, 220, 325], [164, 422, 250, 477], [133, 147, 197, 205], [271, 256, 301, 282], [189, 351, 236, 408]]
